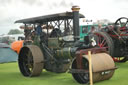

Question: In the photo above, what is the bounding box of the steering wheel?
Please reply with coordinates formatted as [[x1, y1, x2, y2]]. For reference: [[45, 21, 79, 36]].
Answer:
[[114, 17, 128, 32]]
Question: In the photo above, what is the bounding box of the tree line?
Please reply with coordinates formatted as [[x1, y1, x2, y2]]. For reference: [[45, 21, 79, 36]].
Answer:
[[8, 29, 23, 35]]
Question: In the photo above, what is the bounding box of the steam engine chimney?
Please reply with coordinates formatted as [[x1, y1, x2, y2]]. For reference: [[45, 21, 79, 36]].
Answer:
[[71, 6, 80, 41]]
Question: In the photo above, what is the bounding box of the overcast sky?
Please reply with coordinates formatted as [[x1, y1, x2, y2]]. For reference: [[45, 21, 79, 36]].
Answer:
[[0, 0, 128, 35]]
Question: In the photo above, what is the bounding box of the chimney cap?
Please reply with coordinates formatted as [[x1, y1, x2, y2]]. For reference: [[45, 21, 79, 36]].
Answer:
[[71, 6, 80, 11]]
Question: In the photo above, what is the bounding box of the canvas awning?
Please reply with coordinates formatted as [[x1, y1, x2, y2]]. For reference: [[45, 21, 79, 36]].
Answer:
[[15, 12, 85, 24]]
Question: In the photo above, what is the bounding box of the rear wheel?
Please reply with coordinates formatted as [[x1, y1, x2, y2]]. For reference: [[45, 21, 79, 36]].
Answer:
[[18, 45, 44, 77]]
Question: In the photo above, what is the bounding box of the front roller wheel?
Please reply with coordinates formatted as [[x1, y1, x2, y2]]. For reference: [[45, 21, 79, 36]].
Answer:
[[71, 53, 116, 84], [18, 45, 44, 77], [71, 58, 89, 84]]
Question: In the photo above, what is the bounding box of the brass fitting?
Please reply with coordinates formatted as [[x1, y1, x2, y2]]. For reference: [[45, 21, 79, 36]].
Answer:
[[71, 6, 80, 11]]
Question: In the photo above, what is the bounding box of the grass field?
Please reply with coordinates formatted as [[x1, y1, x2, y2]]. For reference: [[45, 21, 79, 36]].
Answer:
[[0, 62, 128, 85]]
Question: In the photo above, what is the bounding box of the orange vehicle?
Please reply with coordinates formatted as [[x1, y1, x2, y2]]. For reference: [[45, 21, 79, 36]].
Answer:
[[11, 40, 24, 54]]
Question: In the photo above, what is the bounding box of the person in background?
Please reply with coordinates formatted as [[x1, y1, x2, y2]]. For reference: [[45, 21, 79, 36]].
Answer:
[[88, 26, 96, 34], [36, 24, 42, 35], [20, 25, 32, 40], [97, 24, 102, 31]]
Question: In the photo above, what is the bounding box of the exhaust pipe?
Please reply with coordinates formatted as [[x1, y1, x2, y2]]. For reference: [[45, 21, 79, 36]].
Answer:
[[72, 6, 80, 41]]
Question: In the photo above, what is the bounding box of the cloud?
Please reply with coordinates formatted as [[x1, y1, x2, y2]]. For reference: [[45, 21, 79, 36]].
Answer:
[[21, 0, 44, 6], [0, 0, 12, 5], [22, 0, 37, 5], [0, 0, 128, 35]]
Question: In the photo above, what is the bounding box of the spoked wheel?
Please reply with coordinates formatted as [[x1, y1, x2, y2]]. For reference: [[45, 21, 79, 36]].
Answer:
[[18, 45, 44, 77], [93, 32, 114, 56], [114, 17, 128, 33], [71, 58, 89, 84], [115, 17, 128, 28]]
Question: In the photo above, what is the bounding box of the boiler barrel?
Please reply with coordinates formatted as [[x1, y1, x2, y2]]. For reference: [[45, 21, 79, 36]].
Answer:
[[55, 47, 72, 59], [55, 47, 78, 59]]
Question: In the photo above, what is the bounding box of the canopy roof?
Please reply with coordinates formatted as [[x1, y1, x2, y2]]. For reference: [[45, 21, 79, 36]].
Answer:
[[15, 12, 85, 24]]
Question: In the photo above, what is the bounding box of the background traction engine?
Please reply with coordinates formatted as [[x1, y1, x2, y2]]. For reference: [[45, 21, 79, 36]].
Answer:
[[17, 6, 116, 84], [92, 17, 128, 62]]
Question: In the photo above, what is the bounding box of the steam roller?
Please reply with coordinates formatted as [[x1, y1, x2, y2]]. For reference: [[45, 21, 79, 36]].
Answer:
[[71, 52, 116, 84], [18, 45, 116, 84], [16, 6, 116, 84]]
